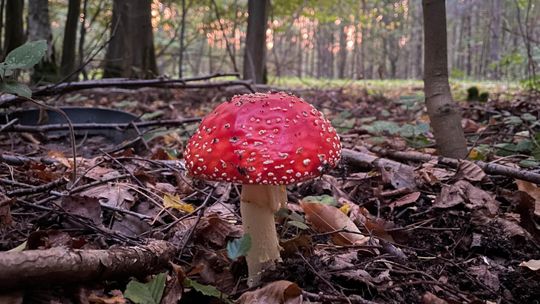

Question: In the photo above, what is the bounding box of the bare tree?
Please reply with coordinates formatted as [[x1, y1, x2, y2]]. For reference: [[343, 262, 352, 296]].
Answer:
[[28, 0, 57, 83], [103, 0, 158, 78], [178, 0, 189, 78], [488, 0, 502, 79], [61, 0, 81, 80], [3, 0, 25, 59], [422, 0, 468, 158], [243, 0, 269, 83]]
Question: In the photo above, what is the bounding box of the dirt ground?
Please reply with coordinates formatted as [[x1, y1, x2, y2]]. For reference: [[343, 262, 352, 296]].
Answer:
[[1, 86, 539, 303]]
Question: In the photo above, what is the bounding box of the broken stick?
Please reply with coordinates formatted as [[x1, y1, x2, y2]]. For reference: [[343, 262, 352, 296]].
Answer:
[[0, 240, 176, 290]]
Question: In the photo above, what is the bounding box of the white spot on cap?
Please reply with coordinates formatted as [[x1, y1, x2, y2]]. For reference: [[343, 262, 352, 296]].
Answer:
[[303, 159, 311, 166]]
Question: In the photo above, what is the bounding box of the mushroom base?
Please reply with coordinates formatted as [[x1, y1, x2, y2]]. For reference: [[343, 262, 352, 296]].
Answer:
[[240, 184, 286, 286]]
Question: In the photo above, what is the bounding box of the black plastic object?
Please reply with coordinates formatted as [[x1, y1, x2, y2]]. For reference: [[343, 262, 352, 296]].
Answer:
[[0, 107, 139, 143]]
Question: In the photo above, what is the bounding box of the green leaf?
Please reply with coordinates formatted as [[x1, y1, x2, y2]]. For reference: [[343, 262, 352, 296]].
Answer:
[[0, 81, 32, 97], [4, 40, 47, 69], [227, 234, 251, 260], [519, 158, 540, 168], [288, 211, 305, 223], [521, 113, 537, 122], [288, 220, 309, 230], [302, 194, 337, 206], [124, 273, 166, 304], [184, 278, 231, 303]]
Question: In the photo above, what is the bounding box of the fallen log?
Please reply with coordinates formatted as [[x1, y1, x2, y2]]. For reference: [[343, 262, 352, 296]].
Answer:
[[0, 74, 255, 107], [343, 146, 540, 184], [0, 117, 202, 133], [341, 148, 416, 172], [0, 240, 176, 290]]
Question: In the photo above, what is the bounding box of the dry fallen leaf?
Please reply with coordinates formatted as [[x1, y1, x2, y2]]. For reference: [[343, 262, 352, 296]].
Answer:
[[434, 180, 499, 216], [238, 280, 302, 304], [519, 259, 540, 271], [515, 179, 540, 217], [388, 191, 421, 209], [456, 160, 486, 182], [163, 193, 195, 213], [468, 264, 500, 291], [301, 201, 369, 245], [81, 183, 135, 209], [0, 193, 14, 228], [422, 291, 448, 304], [88, 290, 126, 304], [48, 150, 71, 168]]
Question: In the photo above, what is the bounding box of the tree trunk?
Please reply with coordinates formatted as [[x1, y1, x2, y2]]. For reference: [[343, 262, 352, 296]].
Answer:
[[0, 0, 5, 54], [337, 22, 347, 79], [178, 0, 188, 78], [412, 0, 423, 78], [422, 0, 467, 158], [243, 0, 269, 84], [3, 0, 25, 59], [488, 0, 501, 79], [103, 0, 158, 79], [28, 0, 57, 83], [61, 0, 81, 80], [78, 0, 88, 80]]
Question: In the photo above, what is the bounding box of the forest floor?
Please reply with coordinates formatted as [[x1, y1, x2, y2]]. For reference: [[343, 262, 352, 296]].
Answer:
[[0, 80, 539, 304]]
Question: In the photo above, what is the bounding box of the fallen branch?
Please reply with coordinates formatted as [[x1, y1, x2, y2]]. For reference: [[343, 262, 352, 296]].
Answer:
[[0, 154, 57, 166], [0, 240, 176, 290], [341, 148, 416, 172], [368, 146, 540, 184], [1, 117, 202, 133], [0, 74, 254, 107]]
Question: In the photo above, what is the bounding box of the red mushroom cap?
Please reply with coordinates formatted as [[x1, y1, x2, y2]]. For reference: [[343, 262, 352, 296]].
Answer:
[[184, 92, 342, 185]]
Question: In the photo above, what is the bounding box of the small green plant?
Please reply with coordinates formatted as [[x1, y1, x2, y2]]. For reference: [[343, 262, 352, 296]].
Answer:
[[478, 92, 489, 102], [466, 86, 479, 101], [0, 40, 47, 98]]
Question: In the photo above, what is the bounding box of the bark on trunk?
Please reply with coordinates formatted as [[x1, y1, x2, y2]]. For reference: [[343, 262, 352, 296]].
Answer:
[[0, 240, 175, 290], [422, 0, 468, 158], [243, 0, 269, 84], [3, 0, 25, 59], [337, 22, 347, 79], [103, 0, 158, 79], [178, 0, 188, 78], [28, 0, 57, 83], [78, 0, 88, 80], [61, 0, 81, 80]]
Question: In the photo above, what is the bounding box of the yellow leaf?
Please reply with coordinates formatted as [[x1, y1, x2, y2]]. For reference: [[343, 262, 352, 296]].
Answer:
[[339, 203, 350, 215], [468, 148, 481, 160], [163, 193, 195, 213]]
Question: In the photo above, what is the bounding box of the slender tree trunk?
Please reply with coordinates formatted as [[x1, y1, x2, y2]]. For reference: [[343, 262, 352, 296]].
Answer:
[[413, 0, 423, 78], [28, 0, 57, 83], [0, 0, 5, 54], [489, 0, 503, 79], [78, 0, 88, 80], [103, 0, 158, 79], [337, 22, 347, 79], [61, 0, 81, 80], [3, 0, 25, 59], [422, 0, 467, 158], [243, 0, 269, 84], [178, 0, 188, 78], [465, 11, 472, 76], [296, 32, 302, 78]]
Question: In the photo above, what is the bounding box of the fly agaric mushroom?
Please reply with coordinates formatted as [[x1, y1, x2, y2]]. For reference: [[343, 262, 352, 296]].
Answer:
[[184, 92, 341, 286]]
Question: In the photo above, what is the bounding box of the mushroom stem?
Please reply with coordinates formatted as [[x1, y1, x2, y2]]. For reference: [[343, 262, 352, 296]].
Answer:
[[240, 184, 285, 286]]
